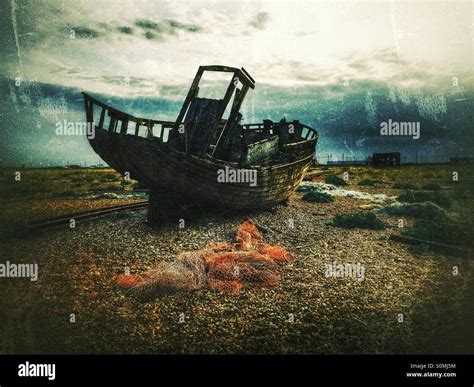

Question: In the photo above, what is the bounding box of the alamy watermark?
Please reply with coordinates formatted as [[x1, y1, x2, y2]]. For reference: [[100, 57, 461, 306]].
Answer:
[[18, 362, 55, 381], [380, 119, 420, 140], [217, 166, 257, 187], [0, 261, 38, 281], [55, 120, 95, 139], [324, 261, 365, 281]]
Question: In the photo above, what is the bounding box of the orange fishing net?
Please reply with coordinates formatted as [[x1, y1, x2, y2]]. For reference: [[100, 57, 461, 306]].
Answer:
[[117, 220, 294, 294]]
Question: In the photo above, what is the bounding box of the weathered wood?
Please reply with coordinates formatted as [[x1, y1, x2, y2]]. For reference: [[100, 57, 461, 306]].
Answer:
[[81, 65, 319, 213], [120, 119, 128, 134], [88, 127, 314, 208], [199, 65, 255, 89], [169, 67, 204, 146], [108, 116, 117, 133], [185, 98, 223, 154], [244, 135, 279, 165], [146, 120, 154, 138], [81, 92, 175, 127], [212, 112, 242, 160], [212, 84, 250, 159], [98, 108, 105, 128], [84, 99, 93, 123]]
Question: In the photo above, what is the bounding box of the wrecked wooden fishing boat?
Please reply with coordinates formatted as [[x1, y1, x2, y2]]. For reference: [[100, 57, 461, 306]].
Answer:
[[82, 65, 318, 223]]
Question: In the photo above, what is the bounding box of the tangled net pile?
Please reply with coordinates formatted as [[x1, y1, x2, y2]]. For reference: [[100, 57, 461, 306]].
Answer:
[[117, 220, 295, 294]]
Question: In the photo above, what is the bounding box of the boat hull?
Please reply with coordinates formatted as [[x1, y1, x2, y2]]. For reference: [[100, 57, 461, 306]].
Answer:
[[90, 128, 315, 210]]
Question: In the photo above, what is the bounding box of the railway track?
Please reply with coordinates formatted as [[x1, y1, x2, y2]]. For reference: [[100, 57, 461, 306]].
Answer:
[[27, 201, 149, 233], [389, 233, 472, 258]]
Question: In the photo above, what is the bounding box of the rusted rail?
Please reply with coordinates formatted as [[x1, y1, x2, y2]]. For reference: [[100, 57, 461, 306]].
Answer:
[[389, 233, 471, 257], [27, 201, 149, 233]]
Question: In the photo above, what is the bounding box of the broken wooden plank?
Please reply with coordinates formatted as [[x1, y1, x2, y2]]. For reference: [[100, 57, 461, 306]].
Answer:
[[244, 135, 279, 165]]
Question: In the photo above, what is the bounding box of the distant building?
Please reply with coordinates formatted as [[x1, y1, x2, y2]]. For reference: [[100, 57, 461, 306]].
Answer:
[[371, 152, 401, 167], [450, 156, 474, 164]]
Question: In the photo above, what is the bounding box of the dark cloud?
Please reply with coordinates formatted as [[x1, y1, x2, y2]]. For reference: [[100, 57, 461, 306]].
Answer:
[[54, 18, 203, 43], [134, 18, 202, 36], [135, 19, 159, 30], [70, 26, 100, 39], [144, 31, 158, 40], [117, 26, 133, 35], [166, 19, 202, 33], [131, 18, 203, 41], [249, 12, 270, 30]]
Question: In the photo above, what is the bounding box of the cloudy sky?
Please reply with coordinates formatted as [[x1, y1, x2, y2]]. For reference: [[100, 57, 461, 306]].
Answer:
[[0, 0, 472, 165]]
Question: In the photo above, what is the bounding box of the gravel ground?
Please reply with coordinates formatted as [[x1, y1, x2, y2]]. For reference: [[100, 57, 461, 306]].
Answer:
[[1, 189, 473, 354]]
